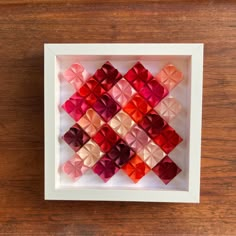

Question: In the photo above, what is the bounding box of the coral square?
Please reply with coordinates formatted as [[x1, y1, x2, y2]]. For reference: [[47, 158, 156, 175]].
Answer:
[[156, 64, 183, 91]]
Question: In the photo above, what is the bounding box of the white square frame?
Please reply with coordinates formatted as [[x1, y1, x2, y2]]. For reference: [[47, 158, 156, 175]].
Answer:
[[44, 43, 203, 202]]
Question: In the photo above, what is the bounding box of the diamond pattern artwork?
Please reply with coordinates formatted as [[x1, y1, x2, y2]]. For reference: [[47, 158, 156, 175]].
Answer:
[[61, 61, 183, 184]]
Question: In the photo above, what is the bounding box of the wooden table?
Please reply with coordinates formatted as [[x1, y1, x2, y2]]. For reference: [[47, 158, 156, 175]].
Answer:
[[0, 1, 235, 235]]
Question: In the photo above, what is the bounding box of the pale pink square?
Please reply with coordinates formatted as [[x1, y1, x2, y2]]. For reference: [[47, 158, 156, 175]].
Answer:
[[63, 63, 90, 90], [124, 125, 150, 152], [155, 96, 182, 122], [61, 154, 89, 181], [109, 78, 136, 106]]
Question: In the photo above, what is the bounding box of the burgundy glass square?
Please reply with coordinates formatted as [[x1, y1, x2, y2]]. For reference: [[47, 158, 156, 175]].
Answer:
[[93, 61, 122, 90], [92, 155, 120, 182], [63, 124, 90, 152], [92, 124, 120, 152], [107, 140, 135, 167], [62, 92, 89, 121], [138, 110, 167, 138], [152, 156, 181, 184], [93, 94, 121, 122]]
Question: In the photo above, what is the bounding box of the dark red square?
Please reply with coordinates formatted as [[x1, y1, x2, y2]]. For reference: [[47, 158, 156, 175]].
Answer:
[[138, 110, 167, 138], [152, 156, 181, 184], [93, 61, 122, 91], [107, 140, 135, 167], [92, 124, 120, 152], [153, 125, 183, 154], [63, 124, 90, 152]]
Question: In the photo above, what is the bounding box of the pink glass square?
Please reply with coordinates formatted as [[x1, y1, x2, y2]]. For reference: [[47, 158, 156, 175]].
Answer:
[[156, 64, 183, 91], [124, 125, 150, 152], [61, 154, 89, 181], [63, 124, 90, 152], [155, 96, 182, 122], [152, 155, 181, 184], [63, 63, 90, 90], [92, 155, 120, 182], [92, 94, 121, 122], [62, 92, 89, 121], [109, 78, 136, 106]]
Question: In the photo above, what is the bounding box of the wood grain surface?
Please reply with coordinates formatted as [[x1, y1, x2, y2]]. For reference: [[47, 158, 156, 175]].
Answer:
[[0, 0, 235, 235]]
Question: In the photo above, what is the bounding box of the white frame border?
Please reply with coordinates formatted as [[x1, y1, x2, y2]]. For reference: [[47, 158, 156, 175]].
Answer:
[[44, 43, 203, 202]]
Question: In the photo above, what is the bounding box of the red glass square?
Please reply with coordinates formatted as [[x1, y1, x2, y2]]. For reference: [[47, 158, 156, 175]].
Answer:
[[63, 124, 90, 152], [62, 92, 89, 121], [93, 61, 122, 91], [123, 94, 152, 123], [122, 155, 150, 183], [138, 110, 167, 138], [92, 124, 120, 152], [78, 77, 105, 106], [152, 156, 181, 184], [92, 155, 120, 182], [93, 94, 121, 122], [153, 125, 183, 154], [139, 79, 169, 107], [107, 140, 135, 167]]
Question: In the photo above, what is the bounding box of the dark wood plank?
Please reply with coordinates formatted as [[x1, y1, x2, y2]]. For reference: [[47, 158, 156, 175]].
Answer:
[[0, 1, 235, 235]]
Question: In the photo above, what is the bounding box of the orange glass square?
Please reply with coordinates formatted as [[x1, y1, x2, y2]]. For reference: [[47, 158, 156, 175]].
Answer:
[[122, 155, 150, 183], [123, 94, 152, 123]]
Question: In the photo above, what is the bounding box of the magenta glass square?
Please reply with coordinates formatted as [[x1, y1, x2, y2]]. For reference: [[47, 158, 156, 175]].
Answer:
[[139, 79, 169, 107], [63, 124, 90, 152], [92, 94, 121, 122], [62, 92, 89, 121], [152, 156, 181, 184], [92, 155, 120, 182]]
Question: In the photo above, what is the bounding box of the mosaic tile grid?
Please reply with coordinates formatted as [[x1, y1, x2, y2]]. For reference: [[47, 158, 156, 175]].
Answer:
[[61, 61, 183, 185]]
